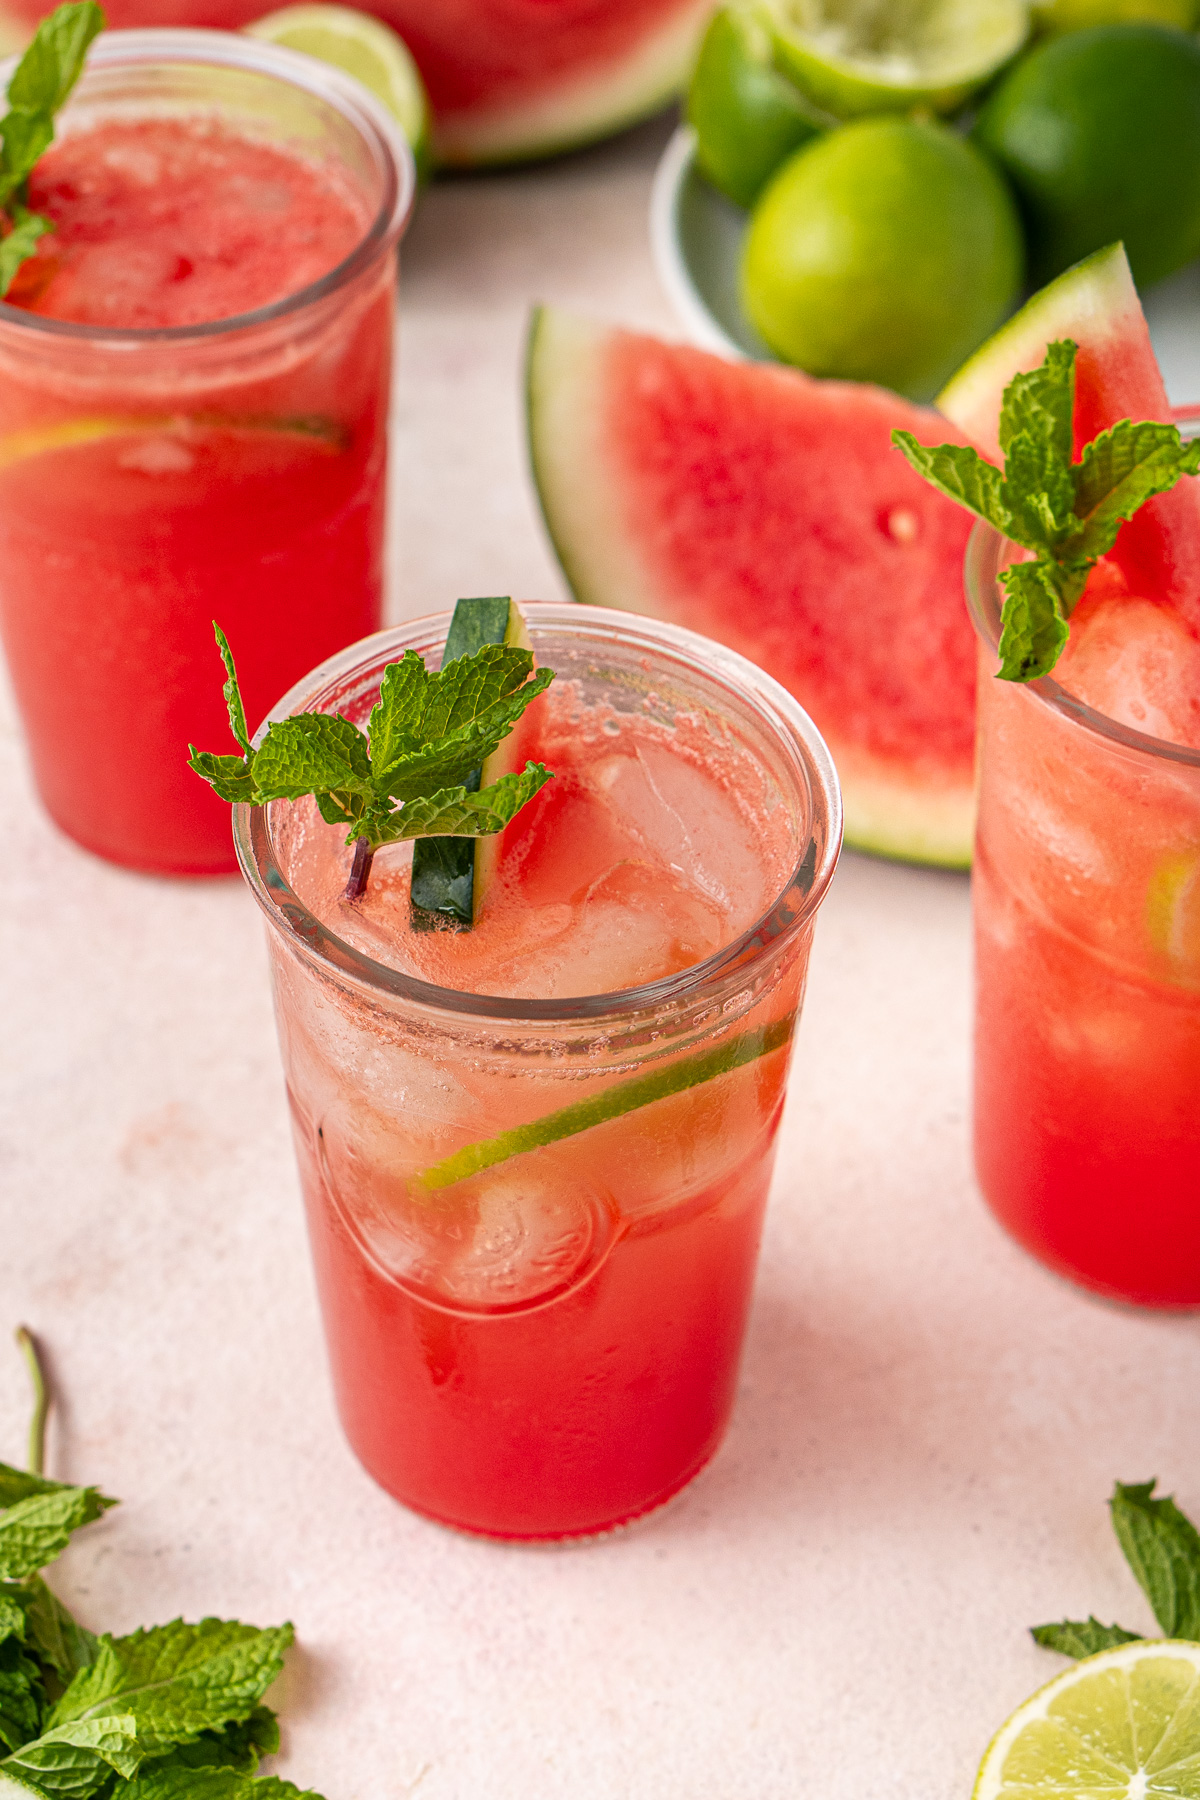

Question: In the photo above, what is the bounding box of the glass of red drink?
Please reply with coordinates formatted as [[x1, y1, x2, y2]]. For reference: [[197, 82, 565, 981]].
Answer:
[[0, 30, 414, 873], [966, 523, 1200, 1308], [233, 604, 841, 1539]]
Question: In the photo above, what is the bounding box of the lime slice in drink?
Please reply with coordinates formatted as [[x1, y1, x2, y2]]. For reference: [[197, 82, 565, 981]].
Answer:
[[0, 414, 343, 471], [766, 0, 1029, 117], [1146, 853, 1200, 985], [976, 1640, 1200, 1800], [245, 4, 433, 178]]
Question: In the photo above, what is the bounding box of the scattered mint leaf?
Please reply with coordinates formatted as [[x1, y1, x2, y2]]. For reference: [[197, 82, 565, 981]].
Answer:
[[189, 620, 555, 901], [48, 1620, 292, 1760], [0, 1599, 26, 1651], [893, 340, 1200, 681], [121, 1769, 321, 1800], [20, 1580, 98, 1687], [0, 1490, 115, 1584], [1109, 1480, 1200, 1640], [0, 1471, 63, 1511], [0, 1, 104, 296], [142, 1706, 279, 1778], [1030, 1617, 1141, 1659], [0, 1639, 42, 1755], [1, 1712, 140, 1795]]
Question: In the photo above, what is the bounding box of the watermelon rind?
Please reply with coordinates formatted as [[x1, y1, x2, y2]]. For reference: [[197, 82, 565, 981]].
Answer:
[[433, 0, 714, 166], [936, 243, 1140, 452], [527, 304, 976, 870]]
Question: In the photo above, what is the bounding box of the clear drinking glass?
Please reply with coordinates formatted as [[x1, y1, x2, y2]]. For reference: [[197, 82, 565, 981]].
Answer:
[[965, 522, 1200, 1308], [234, 604, 842, 1539], [0, 30, 414, 874]]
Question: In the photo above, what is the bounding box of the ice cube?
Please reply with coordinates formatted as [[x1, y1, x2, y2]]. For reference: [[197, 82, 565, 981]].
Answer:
[[1059, 597, 1200, 750]]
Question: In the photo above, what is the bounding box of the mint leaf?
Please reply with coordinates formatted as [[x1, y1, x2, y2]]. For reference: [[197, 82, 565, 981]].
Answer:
[[998, 338, 1075, 466], [996, 559, 1071, 682], [49, 1619, 292, 1759], [1067, 421, 1200, 564], [21, 1581, 97, 1686], [0, 1, 105, 296], [363, 650, 428, 775], [0, 1640, 43, 1755], [0, 1472, 63, 1512], [250, 715, 372, 802], [139, 1705, 279, 1778], [370, 763, 553, 843], [1001, 428, 1077, 549], [122, 1768, 323, 1800], [185, 753, 261, 807], [891, 432, 1011, 533], [1109, 1480, 1200, 1639], [0, 1490, 115, 1583], [213, 624, 252, 757], [368, 646, 553, 800], [7, 3, 103, 117], [0, 1599, 26, 1651], [1031, 1617, 1142, 1659], [1, 1714, 139, 1796]]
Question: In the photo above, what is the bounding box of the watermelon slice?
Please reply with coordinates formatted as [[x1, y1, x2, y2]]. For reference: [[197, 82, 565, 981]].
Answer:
[[383, 0, 714, 166], [938, 243, 1200, 633], [527, 305, 980, 868]]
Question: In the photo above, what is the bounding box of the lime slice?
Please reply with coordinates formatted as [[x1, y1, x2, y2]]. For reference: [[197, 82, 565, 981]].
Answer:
[[1147, 854, 1200, 986], [766, 0, 1029, 118], [245, 4, 432, 178], [416, 1016, 793, 1191], [0, 413, 343, 471], [976, 1640, 1200, 1800]]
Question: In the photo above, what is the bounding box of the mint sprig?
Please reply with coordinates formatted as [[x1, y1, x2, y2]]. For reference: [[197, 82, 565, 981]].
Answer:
[[0, 1, 105, 299], [0, 1329, 324, 1800], [1032, 1478, 1200, 1658], [893, 340, 1200, 682], [188, 622, 554, 901]]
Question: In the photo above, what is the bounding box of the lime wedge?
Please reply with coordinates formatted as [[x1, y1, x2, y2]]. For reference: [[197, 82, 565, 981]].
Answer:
[[416, 1016, 793, 1191], [1146, 853, 1200, 987], [245, 4, 432, 178], [766, 0, 1029, 118], [976, 1641, 1200, 1800]]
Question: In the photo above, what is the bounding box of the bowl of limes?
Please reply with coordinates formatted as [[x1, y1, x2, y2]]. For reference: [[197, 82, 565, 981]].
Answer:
[[653, 0, 1200, 402]]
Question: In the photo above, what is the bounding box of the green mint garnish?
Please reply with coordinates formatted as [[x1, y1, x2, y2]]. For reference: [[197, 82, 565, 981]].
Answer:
[[0, 1329, 325, 1799], [1031, 1478, 1200, 1659], [0, 1, 105, 299], [893, 340, 1200, 682], [188, 621, 555, 902]]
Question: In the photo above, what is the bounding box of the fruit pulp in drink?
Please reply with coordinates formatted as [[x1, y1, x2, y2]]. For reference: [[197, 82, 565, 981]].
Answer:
[[972, 587, 1200, 1307], [270, 677, 811, 1537], [0, 118, 393, 873]]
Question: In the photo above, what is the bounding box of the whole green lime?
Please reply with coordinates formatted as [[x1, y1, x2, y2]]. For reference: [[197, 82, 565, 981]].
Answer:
[[1033, 0, 1197, 32], [739, 117, 1024, 400], [973, 24, 1200, 286], [687, 4, 826, 208]]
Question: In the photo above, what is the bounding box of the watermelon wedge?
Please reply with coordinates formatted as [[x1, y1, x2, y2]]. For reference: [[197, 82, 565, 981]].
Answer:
[[938, 243, 1200, 633], [527, 305, 980, 868], [385, 0, 715, 166]]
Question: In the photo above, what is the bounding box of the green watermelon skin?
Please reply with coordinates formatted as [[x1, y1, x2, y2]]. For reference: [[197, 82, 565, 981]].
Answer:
[[939, 244, 1200, 633], [527, 306, 979, 868]]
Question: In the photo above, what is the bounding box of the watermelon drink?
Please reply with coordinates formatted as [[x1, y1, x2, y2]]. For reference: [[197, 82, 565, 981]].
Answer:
[[0, 31, 413, 873], [965, 525, 1200, 1308], [233, 605, 841, 1539]]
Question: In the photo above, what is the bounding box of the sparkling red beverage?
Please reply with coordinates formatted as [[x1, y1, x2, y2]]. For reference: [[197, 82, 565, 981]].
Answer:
[[0, 32, 413, 872], [236, 606, 841, 1538]]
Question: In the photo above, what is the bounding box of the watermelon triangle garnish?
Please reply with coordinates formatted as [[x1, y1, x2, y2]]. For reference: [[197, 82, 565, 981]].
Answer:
[[938, 243, 1200, 632], [527, 305, 980, 868]]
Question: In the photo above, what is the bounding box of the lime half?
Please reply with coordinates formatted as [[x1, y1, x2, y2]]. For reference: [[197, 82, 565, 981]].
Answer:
[[977, 1641, 1200, 1800], [766, 0, 1029, 117], [245, 4, 432, 177]]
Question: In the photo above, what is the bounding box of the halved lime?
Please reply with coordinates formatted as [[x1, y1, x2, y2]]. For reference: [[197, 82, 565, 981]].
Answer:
[[1034, 0, 1198, 31], [976, 1640, 1200, 1800], [687, 4, 828, 208], [765, 0, 1029, 117], [245, 4, 432, 178]]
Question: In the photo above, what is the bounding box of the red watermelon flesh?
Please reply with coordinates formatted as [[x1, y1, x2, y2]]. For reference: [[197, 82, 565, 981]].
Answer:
[[527, 306, 980, 868], [0, 0, 711, 167], [938, 243, 1200, 636]]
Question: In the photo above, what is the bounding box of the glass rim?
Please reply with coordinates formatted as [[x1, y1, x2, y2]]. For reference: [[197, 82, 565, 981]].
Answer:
[[232, 603, 844, 1025], [0, 27, 416, 347], [964, 518, 1200, 772]]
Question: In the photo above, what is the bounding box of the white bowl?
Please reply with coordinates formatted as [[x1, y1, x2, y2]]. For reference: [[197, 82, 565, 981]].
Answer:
[[649, 121, 1200, 403]]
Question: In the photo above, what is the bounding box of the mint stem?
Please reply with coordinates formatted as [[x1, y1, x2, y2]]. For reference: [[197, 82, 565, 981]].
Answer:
[[15, 1325, 48, 1477], [343, 836, 374, 902]]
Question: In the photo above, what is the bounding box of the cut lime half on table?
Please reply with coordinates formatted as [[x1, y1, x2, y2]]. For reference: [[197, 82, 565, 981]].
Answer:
[[765, 0, 1029, 117], [245, 3, 432, 178], [977, 1641, 1200, 1800]]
